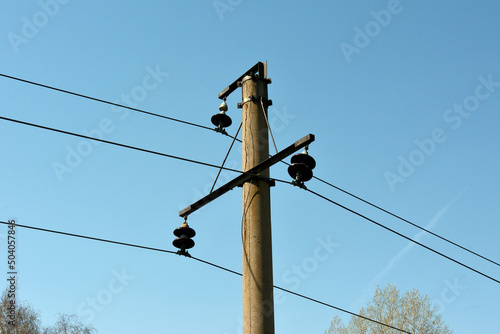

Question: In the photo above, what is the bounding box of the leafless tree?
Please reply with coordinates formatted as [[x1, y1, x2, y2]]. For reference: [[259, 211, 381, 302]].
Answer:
[[325, 284, 453, 334], [0, 287, 96, 334]]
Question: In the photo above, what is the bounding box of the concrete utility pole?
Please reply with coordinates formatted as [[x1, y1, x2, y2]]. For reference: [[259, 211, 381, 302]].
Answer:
[[177, 61, 315, 334], [241, 70, 274, 334]]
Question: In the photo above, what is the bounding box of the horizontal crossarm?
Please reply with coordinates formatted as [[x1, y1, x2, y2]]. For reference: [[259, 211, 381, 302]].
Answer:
[[179, 133, 315, 217]]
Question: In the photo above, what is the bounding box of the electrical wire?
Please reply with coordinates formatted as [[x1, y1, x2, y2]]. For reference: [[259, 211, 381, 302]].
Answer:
[[0, 73, 213, 132], [271, 285, 411, 334], [260, 97, 278, 154], [3, 114, 495, 285], [210, 121, 242, 193], [0, 73, 242, 144], [277, 153, 499, 268], [4, 72, 493, 268], [0, 220, 410, 334], [3, 114, 496, 285], [311, 176, 500, 268], [3, 72, 497, 280], [0, 220, 177, 255], [0, 115, 251, 177], [0, 115, 291, 186], [301, 187, 500, 285], [191, 255, 411, 334]]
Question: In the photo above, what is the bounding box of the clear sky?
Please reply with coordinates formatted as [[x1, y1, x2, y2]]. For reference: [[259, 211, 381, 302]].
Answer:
[[1, 1, 499, 333]]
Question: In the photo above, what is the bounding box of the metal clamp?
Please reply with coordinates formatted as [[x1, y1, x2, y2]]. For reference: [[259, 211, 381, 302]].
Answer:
[[237, 96, 273, 109], [238, 176, 276, 187]]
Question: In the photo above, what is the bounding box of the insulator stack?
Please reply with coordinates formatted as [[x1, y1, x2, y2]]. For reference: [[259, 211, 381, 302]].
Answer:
[[172, 220, 196, 257], [211, 100, 232, 134], [287, 148, 316, 188]]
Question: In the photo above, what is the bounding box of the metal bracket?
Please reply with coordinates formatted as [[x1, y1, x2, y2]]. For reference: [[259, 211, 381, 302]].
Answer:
[[237, 95, 257, 108], [176, 249, 191, 257], [291, 180, 308, 190], [237, 97, 273, 109], [218, 61, 268, 101], [213, 126, 229, 135], [238, 176, 276, 187]]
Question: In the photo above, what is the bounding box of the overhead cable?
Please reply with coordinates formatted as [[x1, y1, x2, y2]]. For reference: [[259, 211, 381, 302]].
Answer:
[[0, 220, 410, 334], [0, 115, 290, 185], [0, 73, 213, 131], [302, 187, 500, 285], [0, 115, 243, 175], [311, 176, 500, 268], [210, 121, 242, 193]]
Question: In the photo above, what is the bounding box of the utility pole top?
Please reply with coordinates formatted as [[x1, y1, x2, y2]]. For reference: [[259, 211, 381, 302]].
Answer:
[[218, 61, 268, 101], [173, 62, 317, 334]]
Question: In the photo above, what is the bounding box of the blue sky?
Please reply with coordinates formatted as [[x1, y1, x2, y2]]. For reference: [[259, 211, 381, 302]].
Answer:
[[1, 1, 499, 333]]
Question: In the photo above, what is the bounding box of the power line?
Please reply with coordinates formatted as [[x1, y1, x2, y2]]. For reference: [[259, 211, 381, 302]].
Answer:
[[0, 115, 292, 189], [0, 114, 291, 187], [271, 285, 411, 334], [2, 114, 495, 285], [302, 187, 500, 285], [0, 73, 242, 144], [0, 115, 247, 176], [0, 220, 410, 334], [210, 121, 242, 193], [2, 70, 487, 330], [191, 255, 410, 334], [4, 73, 493, 268], [275, 154, 499, 268], [3, 99, 496, 286], [290, 170, 499, 272], [0, 73, 214, 132], [260, 97, 278, 154], [311, 176, 500, 268], [0, 220, 177, 255], [2, 114, 495, 284]]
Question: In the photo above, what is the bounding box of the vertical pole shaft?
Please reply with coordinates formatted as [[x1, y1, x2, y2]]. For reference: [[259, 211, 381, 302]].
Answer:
[[242, 72, 275, 334]]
